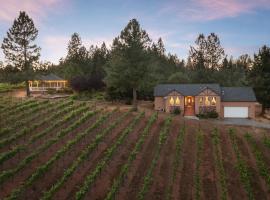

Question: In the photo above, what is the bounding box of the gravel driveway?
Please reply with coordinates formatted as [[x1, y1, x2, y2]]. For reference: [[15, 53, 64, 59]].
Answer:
[[214, 118, 270, 129]]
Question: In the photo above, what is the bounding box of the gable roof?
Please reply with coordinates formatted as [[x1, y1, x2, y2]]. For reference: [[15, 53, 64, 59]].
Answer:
[[154, 84, 221, 97], [35, 73, 65, 81], [221, 87, 257, 102], [154, 84, 257, 102]]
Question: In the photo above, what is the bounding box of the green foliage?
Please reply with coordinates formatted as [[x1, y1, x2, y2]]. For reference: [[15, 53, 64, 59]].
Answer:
[[263, 135, 270, 148], [105, 112, 158, 200], [245, 133, 270, 190], [1, 11, 40, 96], [75, 111, 144, 200], [211, 128, 228, 200], [167, 71, 191, 84], [229, 129, 254, 200], [105, 19, 151, 108], [6, 107, 104, 199], [194, 132, 204, 200], [137, 116, 172, 200], [197, 110, 218, 119], [165, 126, 186, 200], [0, 100, 73, 165], [249, 45, 270, 110], [41, 109, 127, 200], [172, 107, 181, 115], [0, 83, 25, 93], [71, 91, 105, 101]]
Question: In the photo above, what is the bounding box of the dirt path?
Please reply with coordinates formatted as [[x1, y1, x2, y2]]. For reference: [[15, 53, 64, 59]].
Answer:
[[0, 111, 109, 199], [116, 117, 164, 200], [178, 120, 198, 200], [218, 126, 247, 200], [235, 129, 269, 199], [144, 119, 180, 200], [84, 116, 148, 200], [199, 131, 218, 200], [20, 111, 125, 200], [0, 105, 87, 171], [46, 112, 134, 200]]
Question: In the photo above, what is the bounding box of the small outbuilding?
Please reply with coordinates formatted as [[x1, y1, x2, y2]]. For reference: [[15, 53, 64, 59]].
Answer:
[[29, 73, 68, 92]]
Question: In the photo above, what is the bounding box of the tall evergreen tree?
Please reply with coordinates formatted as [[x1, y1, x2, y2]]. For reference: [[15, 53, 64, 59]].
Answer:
[[189, 33, 225, 82], [105, 19, 151, 110], [249, 45, 270, 112], [206, 33, 225, 70], [1, 11, 40, 96], [66, 33, 87, 62]]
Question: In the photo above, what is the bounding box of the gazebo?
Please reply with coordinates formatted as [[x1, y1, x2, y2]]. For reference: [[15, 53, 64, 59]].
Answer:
[[29, 74, 68, 92]]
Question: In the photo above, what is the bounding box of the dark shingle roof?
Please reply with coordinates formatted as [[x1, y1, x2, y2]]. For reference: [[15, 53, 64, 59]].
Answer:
[[154, 84, 257, 102], [221, 87, 257, 102], [35, 74, 65, 81], [154, 84, 221, 96]]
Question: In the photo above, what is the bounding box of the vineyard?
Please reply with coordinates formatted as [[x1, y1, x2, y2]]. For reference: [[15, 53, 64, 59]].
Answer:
[[0, 96, 270, 200]]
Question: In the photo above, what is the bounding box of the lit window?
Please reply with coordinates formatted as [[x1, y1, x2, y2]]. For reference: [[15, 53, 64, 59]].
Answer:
[[175, 97, 180, 105], [211, 97, 217, 106], [205, 96, 210, 106], [169, 97, 174, 105], [199, 97, 203, 105]]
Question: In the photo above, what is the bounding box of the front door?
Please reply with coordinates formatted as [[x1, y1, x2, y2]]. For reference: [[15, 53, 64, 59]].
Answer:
[[184, 96, 195, 116]]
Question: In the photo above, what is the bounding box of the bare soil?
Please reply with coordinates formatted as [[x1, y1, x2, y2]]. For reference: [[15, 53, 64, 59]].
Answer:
[[1, 99, 270, 200]]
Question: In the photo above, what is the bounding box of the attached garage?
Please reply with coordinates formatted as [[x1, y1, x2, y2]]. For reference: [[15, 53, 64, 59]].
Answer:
[[224, 107, 248, 118], [221, 87, 258, 119]]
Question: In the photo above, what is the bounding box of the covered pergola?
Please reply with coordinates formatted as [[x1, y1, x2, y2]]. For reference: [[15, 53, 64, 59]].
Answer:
[[29, 74, 68, 92]]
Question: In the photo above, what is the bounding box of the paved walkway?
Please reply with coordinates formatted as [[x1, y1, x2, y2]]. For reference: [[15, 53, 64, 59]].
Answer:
[[213, 118, 270, 129], [184, 116, 199, 120]]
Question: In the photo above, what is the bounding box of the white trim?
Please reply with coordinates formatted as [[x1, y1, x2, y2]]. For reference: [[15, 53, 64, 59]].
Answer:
[[224, 107, 248, 118]]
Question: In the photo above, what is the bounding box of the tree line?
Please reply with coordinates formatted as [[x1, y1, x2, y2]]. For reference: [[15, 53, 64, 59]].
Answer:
[[0, 11, 270, 111]]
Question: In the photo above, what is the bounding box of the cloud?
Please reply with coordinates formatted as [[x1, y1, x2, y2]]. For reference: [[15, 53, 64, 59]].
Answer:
[[42, 35, 114, 64], [161, 0, 270, 21], [0, 0, 68, 23], [147, 29, 174, 43]]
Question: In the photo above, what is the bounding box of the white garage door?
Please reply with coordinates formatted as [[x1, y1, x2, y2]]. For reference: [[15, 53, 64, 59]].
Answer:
[[224, 107, 248, 118]]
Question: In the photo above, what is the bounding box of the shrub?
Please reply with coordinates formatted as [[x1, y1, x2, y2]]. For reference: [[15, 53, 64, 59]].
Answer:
[[125, 98, 132, 105], [197, 110, 218, 119], [70, 73, 105, 92], [57, 88, 73, 94], [207, 110, 218, 118], [46, 88, 57, 94], [172, 107, 181, 115]]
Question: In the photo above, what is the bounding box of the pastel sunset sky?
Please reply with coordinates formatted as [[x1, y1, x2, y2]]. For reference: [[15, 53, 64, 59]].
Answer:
[[0, 0, 270, 63]]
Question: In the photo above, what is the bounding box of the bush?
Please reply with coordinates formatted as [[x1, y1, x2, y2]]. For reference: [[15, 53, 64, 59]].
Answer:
[[207, 110, 218, 118], [57, 87, 73, 94], [47, 88, 57, 94], [70, 73, 105, 92], [172, 107, 181, 115], [71, 92, 92, 101], [125, 98, 132, 105], [197, 110, 218, 119]]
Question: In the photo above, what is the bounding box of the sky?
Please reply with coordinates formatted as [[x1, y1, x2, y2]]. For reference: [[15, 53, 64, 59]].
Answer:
[[0, 0, 270, 64]]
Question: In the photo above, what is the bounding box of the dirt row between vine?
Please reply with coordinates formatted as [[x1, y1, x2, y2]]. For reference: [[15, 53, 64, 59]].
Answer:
[[0, 110, 121, 198], [53, 112, 137, 199], [1, 105, 270, 200], [0, 105, 98, 171]]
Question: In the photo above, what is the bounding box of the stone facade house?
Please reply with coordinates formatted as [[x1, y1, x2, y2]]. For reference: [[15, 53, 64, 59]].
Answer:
[[154, 84, 260, 119]]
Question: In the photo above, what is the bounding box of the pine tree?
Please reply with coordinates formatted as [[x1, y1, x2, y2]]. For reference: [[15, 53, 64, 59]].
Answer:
[[249, 45, 270, 113], [105, 19, 151, 110], [1, 11, 40, 96], [66, 33, 87, 62]]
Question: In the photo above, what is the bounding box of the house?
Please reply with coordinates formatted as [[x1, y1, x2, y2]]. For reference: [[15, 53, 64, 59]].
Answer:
[[154, 84, 260, 119], [29, 74, 68, 92]]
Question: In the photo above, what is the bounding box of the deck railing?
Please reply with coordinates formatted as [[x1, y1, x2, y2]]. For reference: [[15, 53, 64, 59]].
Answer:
[[29, 86, 64, 91]]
